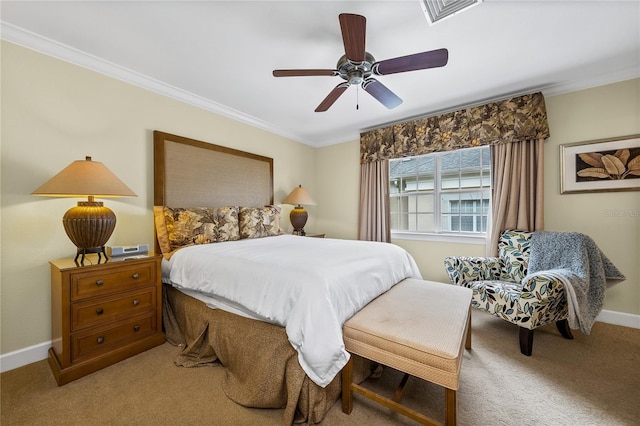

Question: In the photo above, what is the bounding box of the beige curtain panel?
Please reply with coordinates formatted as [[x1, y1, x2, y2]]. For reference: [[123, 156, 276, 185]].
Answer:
[[360, 92, 549, 163], [358, 160, 391, 242], [488, 139, 545, 255]]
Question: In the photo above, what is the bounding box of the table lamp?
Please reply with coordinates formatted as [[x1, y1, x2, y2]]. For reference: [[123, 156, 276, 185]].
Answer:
[[32, 156, 137, 263], [282, 185, 316, 236]]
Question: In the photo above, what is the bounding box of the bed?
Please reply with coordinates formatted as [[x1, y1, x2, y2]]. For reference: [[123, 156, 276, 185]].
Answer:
[[153, 131, 422, 424]]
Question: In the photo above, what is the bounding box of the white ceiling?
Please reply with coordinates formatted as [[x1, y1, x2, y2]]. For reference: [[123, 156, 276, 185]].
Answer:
[[2, 1, 639, 147]]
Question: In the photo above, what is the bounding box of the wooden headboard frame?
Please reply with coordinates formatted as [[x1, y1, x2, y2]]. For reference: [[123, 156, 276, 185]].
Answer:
[[153, 131, 274, 252]]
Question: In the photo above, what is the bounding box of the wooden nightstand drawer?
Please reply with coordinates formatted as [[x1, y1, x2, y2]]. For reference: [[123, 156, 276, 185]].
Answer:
[[71, 287, 157, 331], [71, 261, 157, 301], [72, 312, 157, 362]]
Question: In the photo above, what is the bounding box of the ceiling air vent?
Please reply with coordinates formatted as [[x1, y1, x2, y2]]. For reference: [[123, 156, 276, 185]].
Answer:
[[420, 0, 483, 25]]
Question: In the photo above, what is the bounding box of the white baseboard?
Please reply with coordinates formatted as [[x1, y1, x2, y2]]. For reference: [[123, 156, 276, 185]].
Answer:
[[1, 309, 638, 373], [0, 341, 51, 373], [596, 309, 640, 329]]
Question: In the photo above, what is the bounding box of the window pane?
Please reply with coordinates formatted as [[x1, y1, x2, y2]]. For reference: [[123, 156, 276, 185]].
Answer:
[[390, 213, 398, 230], [442, 213, 457, 231], [441, 192, 461, 211], [460, 216, 474, 231], [389, 177, 401, 194], [482, 147, 491, 166], [460, 148, 481, 169], [415, 193, 434, 213], [460, 171, 483, 189], [416, 213, 434, 232], [391, 211, 409, 230], [441, 151, 460, 171], [406, 194, 417, 211], [441, 172, 460, 190], [416, 155, 435, 174], [389, 196, 402, 214]]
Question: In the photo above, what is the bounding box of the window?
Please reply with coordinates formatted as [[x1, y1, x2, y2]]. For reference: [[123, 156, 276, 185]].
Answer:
[[389, 146, 491, 239]]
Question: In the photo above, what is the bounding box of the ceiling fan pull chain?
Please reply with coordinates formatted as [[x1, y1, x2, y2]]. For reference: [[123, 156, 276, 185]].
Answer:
[[356, 85, 359, 110]]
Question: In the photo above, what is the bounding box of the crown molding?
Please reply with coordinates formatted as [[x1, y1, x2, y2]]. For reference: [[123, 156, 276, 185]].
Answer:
[[0, 22, 317, 146]]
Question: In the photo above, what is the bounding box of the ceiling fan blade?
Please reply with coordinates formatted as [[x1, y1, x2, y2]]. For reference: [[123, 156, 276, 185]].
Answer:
[[362, 78, 402, 109], [339, 13, 366, 63], [315, 82, 350, 112], [373, 48, 449, 75], [273, 69, 337, 77]]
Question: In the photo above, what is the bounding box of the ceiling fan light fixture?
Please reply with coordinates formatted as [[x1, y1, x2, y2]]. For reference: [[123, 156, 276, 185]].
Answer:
[[420, 0, 483, 25], [348, 70, 364, 85]]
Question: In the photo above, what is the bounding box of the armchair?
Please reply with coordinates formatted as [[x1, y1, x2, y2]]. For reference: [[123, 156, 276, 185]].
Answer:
[[444, 230, 573, 356]]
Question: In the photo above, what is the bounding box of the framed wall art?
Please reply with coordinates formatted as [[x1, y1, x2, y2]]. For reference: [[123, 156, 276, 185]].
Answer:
[[560, 134, 640, 194]]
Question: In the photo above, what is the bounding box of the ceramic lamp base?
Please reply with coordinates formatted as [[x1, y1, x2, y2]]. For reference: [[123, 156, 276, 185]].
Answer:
[[290, 206, 308, 236]]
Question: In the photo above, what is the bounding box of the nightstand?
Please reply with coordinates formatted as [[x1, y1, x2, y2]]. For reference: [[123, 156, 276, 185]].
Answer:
[[48, 254, 165, 385]]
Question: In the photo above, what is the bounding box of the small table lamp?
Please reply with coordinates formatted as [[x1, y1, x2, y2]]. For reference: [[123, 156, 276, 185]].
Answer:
[[32, 156, 137, 263], [282, 185, 316, 236]]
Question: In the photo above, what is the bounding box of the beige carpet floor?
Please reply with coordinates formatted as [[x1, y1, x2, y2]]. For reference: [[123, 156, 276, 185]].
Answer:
[[2, 310, 639, 425]]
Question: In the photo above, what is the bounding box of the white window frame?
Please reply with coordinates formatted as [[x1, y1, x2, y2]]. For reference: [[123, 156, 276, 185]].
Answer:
[[389, 146, 491, 244]]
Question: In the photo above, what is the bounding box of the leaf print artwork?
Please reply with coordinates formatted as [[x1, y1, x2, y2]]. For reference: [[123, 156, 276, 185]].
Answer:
[[576, 148, 640, 181]]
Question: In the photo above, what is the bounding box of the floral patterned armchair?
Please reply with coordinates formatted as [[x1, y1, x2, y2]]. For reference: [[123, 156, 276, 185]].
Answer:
[[444, 230, 573, 355]]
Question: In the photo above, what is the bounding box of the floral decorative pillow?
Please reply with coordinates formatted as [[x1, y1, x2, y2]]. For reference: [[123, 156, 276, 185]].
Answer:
[[164, 207, 216, 252], [498, 230, 532, 283], [214, 206, 241, 242], [239, 206, 281, 239], [159, 206, 240, 257]]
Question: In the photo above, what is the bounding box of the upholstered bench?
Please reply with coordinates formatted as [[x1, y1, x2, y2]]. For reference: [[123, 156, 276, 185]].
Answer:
[[341, 278, 472, 426]]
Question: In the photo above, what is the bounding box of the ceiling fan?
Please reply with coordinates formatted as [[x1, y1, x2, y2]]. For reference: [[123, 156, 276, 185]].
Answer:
[[272, 13, 448, 112]]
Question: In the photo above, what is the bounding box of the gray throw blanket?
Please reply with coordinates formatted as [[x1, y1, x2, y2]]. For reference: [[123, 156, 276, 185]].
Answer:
[[528, 232, 625, 335]]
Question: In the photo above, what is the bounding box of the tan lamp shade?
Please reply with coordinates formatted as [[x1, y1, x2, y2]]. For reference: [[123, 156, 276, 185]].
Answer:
[[32, 156, 137, 262], [282, 185, 316, 236]]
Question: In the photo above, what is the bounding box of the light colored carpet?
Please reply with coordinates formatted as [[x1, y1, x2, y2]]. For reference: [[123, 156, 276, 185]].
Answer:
[[2, 310, 639, 425]]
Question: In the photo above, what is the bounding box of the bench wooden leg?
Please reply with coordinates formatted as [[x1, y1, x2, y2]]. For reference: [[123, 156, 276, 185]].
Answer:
[[393, 373, 410, 403], [465, 310, 472, 350], [341, 356, 354, 414], [445, 388, 457, 426]]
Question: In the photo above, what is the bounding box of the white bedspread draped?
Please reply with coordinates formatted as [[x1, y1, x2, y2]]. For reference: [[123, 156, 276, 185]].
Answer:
[[165, 235, 422, 387]]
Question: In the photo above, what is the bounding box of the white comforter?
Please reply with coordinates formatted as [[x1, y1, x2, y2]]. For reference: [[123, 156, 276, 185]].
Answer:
[[166, 235, 422, 387]]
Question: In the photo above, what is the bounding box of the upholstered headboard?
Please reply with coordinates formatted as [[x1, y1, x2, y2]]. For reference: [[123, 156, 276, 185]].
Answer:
[[153, 131, 274, 252], [153, 131, 273, 207]]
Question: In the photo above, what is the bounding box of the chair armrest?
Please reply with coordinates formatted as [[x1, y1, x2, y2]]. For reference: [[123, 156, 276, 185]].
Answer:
[[444, 256, 502, 286], [520, 272, 567, 301]]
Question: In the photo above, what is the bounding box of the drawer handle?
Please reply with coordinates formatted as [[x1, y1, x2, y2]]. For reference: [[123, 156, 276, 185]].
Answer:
[[96, 308, 104, 315], [133, 325, 141, 332], [95, 279, 104, 286], [97, 337, 105, 344], [132, 299, 140, 306], [132, 273, 140, 279]]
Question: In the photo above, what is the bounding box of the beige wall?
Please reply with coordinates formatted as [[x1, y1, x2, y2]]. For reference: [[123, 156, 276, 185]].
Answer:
[[316, 78, 640, 316], [544, 79, 640, 315], [0, 41, 316, 354], [1, 40, 638, 358]]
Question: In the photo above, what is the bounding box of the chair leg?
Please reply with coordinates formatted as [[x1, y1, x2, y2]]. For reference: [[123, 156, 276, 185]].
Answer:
[[519, 327, 534, 356], [556, 319, 574, 340]]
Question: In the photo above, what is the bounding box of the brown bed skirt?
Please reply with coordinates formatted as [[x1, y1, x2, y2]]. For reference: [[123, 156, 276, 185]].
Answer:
[[163, 284, 372, 424]]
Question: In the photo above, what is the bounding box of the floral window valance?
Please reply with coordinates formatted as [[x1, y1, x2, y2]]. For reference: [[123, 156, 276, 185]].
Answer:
[[360, 92, 549, 163]]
